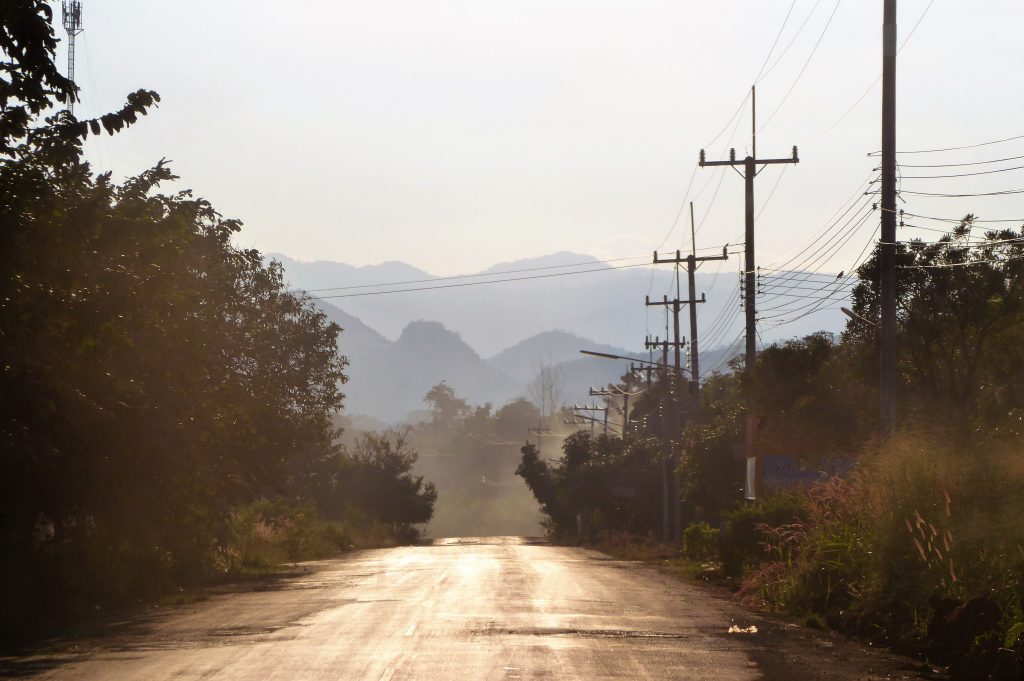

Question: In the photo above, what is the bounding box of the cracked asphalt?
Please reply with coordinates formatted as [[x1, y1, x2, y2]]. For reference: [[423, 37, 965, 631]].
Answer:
[[0, 537, 930, 680]]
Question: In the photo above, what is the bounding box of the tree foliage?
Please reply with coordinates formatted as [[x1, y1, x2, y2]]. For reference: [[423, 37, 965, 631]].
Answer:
[[0, 5, 437, 633], [517, 432, 663, 539]]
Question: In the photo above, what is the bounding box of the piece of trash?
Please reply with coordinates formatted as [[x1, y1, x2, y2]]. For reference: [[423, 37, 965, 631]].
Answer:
[[728, 625, 758, 634]]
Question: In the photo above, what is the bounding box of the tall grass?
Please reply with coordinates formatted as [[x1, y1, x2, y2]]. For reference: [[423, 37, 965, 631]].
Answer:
[[737, 431, 1024, 674]]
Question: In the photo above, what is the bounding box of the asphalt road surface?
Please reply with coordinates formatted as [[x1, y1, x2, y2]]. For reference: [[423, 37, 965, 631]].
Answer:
[[3, 537, 927, 680]]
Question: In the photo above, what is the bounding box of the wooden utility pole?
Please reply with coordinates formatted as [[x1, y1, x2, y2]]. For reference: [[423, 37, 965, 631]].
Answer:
[[880, 0, 898, 435], [652, 223, 729, 397], [645, 296, 691, 541], [573, 404, 608, 437], [590, 387, 623, 435], [644, 335, 674, 542], [699, 85, 799, 500]]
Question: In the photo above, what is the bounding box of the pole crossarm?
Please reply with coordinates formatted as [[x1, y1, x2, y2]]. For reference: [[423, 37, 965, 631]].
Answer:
[[653, 248, 729, 265], [698, 146, 799, 167]]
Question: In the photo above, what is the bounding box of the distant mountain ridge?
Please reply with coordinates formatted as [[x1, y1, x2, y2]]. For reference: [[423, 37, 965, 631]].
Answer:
[[488, 329, 626, 379], [352, 320, 521, 422], [275, 251, 845, 356], [280, 251, 847, 422]]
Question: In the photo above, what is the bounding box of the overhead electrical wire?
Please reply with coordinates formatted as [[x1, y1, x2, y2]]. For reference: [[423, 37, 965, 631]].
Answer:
[[646, 0, 823, 349], [757, 216, 877, 318], [310, 261, 650, 300], [752, 0, 799, 84], [895, 153, 1024, 169], [901, 211, 1024, 224], [763, 171, 876, 271], [303, 254, 650, 293], [900, 253, 1024, 269], [900, 188, 1024, 198], [757, 200, 875, 294], [756, 0, 825, 84], [882, 164, 1024, 180], [707, 330, 746, 375], [760, 220, 879, 329], [804, 0, 936, 143], [868, 133, 1024, 156], [759, 0, 842, 132], [754, 164, 790, 223], [702, 302, 741, 349]]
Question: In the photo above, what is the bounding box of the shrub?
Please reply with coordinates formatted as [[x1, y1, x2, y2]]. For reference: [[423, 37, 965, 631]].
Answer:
[[683, 522, 719, 562], [718, 493, 806, 577], [227, 500, 350, 571]]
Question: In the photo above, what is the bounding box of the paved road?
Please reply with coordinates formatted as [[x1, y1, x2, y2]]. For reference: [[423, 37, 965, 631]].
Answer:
[[3, 537, 922, 680]]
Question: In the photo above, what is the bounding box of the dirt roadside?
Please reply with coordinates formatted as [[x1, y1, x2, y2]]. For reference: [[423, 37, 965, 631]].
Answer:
[[590, 543, 947, 681]]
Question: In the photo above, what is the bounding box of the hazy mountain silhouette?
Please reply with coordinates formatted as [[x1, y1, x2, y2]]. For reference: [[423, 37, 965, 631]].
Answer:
[[276, 252, 845, 358], [352, 321, 520, 422], [487, 329, 630, 382], [315, 298, 753, 422], [296, 250, 848, 422], [315, 300, 391, 360]]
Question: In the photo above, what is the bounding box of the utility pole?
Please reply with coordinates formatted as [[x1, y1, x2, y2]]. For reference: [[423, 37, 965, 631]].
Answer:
[[573, 404, 608, 437], [652, 232, 728, 398], [644, 335, 674, 542], [880, 0, 898, 436], [630, 362, 656, 387], [699, 85, 799, 500], [589, 388, 619, 436], [645, 296, 691, 541]]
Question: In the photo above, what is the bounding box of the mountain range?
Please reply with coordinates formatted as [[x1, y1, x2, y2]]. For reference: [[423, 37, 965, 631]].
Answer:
[[278, 252, 846, 422]]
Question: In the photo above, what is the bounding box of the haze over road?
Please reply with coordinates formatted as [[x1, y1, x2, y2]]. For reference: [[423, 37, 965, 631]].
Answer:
[[5, 537, 919, 680]]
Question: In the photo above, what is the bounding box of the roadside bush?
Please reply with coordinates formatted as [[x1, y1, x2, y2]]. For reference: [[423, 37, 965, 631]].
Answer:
[[732, 432, 1024, 678], [683, 522, 719, 562], [718, 493, 806, 577], [227, 500, 350, 571]]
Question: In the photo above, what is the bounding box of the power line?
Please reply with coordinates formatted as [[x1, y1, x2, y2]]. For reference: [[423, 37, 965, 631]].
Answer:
[[755, 163, 789, 220], [304, 255, 649, 292], [872, 163, 1024, 180], [901, 211, 1024, 224], [894, 153, 1024, 169], [803, 0, 935, 144], [899, 187, 1024, 198], [757, 0, 825, 84], [760, 220, 878, 325], [759, 200, 875, 292], [759, 0, 842, 132], [764, 171, 876, 271], [309, 261, 651, 300], [752, 0, 799, 84], [868, 133, 1024, 156], [900, 253, 1024, 269]]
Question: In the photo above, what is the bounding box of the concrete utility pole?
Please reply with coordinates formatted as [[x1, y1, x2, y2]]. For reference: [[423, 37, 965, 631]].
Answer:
[[699, 85, 798, 501], [652, 226, 729, 398], [589, 387, 622, 435], [573, 404, 608, 437], [644, 335, 674, 542], [644, 297, 691, 541], [880, 0, 898, 436]]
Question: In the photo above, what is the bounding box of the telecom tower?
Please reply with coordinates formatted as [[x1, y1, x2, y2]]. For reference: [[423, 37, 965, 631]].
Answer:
[[62, 0, 83, 115]]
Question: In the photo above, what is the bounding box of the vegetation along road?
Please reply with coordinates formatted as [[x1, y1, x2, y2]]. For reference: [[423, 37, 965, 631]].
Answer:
[[3, 537, 927, 680]]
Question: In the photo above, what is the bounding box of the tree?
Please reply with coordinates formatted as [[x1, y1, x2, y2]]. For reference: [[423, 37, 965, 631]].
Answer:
[[337, 431, 437, 527], [526, 360, 564, 424], [850, 217, 1024, 439], [423, 382, 470, 426], [0, 4, 351, 624]]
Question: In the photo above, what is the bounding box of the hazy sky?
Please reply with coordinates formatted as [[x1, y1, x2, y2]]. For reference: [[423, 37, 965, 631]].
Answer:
[[64, 1, 1024, 276]]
